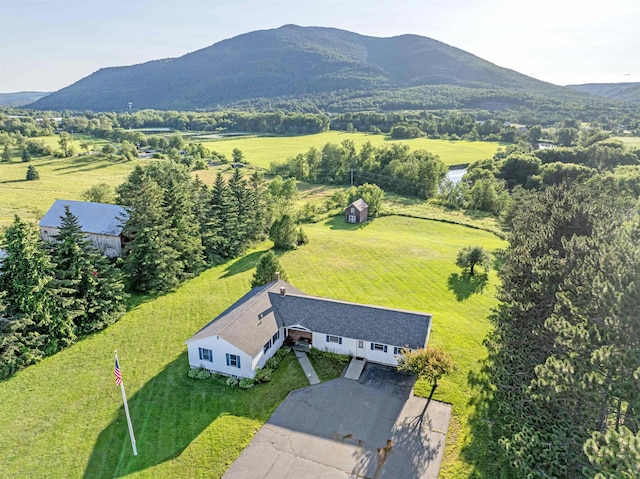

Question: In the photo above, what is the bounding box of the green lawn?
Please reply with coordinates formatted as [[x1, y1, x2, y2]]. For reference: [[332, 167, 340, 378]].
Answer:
[[195, 131, 502, 169], [0, 215, 505, 478], [0, 154, 136, 228]]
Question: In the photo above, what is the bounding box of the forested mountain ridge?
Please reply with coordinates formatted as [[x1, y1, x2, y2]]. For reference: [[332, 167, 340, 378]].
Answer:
[[567, 82, 640, 103], [29, 24, 611, 114], [0, 91, 51, 107]]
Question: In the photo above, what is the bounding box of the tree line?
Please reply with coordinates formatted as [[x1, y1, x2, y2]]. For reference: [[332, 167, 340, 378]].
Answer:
[[270, 140, 448, 200], [0, 211, 127, 379], [471, 182, 640, 478]]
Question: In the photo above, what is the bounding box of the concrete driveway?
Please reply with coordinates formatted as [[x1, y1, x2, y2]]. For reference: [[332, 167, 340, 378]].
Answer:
[[224, 363, 452, 479]]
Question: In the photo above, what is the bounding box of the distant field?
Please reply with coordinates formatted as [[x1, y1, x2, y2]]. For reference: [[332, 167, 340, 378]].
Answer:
[[194, 131, 502, 169], [614, 136, 640, 146], [0, 154, 135, 228], [0, 215, 506, 478]]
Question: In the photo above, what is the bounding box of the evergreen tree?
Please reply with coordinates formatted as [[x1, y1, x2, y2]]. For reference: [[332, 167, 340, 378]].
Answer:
[[117, 161, 205, 284], [21, 149, 31, 162], [251, 250, 288, 288], [26, 164, 39, 180], [48, 207, 127, 336], [122, 179, 182, 293], [477, 183, 640, 477], [0, 216, 56, 377], [205, 172, 240, 260], [2, 144, 10, 162]]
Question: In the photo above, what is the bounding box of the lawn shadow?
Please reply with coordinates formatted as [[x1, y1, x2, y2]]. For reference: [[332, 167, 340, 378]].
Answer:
[[220, 249, 270, 279], [83, 354, 225, 479], [83, 352, 305, 478], [328, 215, 371, 230], [447, 271, 488, 301], [461, 359, 512, 477]]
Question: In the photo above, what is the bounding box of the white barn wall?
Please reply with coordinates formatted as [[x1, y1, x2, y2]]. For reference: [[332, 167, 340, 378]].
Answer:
[[187, 336, 254, 378], [40, 227, 122, 256]]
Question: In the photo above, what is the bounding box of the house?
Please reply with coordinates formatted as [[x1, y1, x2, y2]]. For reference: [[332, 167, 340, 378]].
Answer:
[[186, 279, 432, 379], [39, 199, 129, 258], [345, 198, 368, 224]]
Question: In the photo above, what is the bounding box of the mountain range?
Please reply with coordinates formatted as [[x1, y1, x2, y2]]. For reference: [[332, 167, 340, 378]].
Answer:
[[27, 25, 631, 113]]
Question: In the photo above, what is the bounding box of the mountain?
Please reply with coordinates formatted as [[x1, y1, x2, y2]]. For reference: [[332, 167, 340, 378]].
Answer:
[[567, 82, 640, 103], [0, 91, 51, 107], [29, 25, 609, 113]]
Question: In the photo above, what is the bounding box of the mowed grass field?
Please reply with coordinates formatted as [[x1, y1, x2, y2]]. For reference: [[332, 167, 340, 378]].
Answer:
[[0, 215, 505, 478], [196, 130, 502, 169], [0, 154, 135, 228]]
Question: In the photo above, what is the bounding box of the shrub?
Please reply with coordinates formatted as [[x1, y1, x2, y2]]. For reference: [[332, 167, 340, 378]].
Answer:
[[254, 367, 274, 383], [238, 378, 255, 389], [266, 355, 281, 370], [226, 376, 239, 387], [188, 368, 211, 380]]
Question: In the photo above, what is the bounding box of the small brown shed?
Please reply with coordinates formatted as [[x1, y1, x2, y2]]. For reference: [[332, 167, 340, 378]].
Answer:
[[345, 198, 369, 224]]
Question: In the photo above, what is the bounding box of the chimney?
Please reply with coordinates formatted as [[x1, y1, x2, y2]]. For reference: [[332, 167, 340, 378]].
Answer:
[[274, 271, 280, 281], [280, 287, 286, 297]]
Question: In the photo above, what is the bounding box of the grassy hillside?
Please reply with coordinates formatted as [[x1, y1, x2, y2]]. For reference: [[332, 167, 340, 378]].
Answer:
[[0, 215, 506, 478], [0, 149, 134, 228], [195, 130, 502, 169]]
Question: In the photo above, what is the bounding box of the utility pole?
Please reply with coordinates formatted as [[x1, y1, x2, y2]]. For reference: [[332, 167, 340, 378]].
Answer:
[[350, 169, 354, 186]]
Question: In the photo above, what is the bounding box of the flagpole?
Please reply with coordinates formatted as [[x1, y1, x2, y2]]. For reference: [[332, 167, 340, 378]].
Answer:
[[115, 351, 138, 456]]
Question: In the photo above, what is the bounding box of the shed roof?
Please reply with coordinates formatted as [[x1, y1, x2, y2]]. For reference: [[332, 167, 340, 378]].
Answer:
[[347, 198, 368, 212], [39, 199, 128, 236], [186, 280, 431, 356]]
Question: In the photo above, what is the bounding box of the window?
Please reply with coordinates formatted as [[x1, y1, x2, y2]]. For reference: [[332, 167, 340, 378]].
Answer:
[[357, 340, 364, 348], [326, 335, 342, 344], [199, 348, 213, 362], [263, 339, 271, 354], [272, 331, 280, 343], [226, 353, 241, 368], [393, 346, 401, 355], [350, 207, 355, 213], [370, 343, 388, 353]]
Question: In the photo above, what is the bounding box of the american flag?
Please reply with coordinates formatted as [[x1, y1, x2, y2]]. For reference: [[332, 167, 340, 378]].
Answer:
[[114, 358, 123, 386]]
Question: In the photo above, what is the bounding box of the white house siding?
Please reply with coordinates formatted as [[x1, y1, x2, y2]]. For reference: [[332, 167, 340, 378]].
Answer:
[[40, 227, 122, 256], [311, 332, 401, 367], [187, 336, 254, 378], [252, 327, 285, 370]]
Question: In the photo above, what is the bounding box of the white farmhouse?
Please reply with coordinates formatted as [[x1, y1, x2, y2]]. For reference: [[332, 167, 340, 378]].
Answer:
[[39, 199, 128, 257], [186, 279, 432, 378]]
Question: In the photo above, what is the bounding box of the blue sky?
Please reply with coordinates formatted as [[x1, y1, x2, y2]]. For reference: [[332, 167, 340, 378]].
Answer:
[[0, 0, 638, 92]]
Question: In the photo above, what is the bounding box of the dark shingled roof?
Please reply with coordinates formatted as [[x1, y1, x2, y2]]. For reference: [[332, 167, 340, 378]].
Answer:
[[39, 199, 128, 236], [186, 280, 431, 356]]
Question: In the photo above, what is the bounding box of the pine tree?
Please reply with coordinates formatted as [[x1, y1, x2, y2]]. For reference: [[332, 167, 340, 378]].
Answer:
[[2, 144, 10, 162], [478, 183, 640, 477], [21, 149, 31, 162], [0, 216, 56, 377], [122, 179, 182, 293], [26, 164, 39, 180], [251, 250, 288, 288], [48, 207, 127, 336], [205, 173, 240, 261]]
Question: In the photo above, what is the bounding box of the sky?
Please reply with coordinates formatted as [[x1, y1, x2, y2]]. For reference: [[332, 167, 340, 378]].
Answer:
[[0, 0, 638, 93]]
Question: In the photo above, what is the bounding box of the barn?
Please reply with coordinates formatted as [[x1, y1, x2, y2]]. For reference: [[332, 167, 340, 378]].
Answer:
[[39, 199, 128, 257], [186, 279, 432, 379], [345, 198, 368, 224]]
